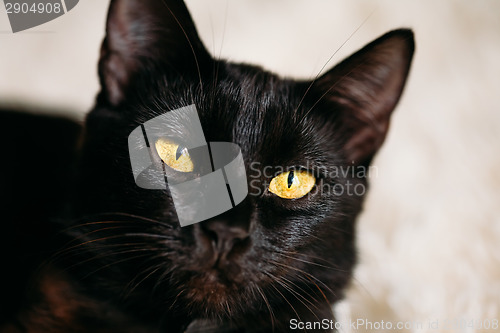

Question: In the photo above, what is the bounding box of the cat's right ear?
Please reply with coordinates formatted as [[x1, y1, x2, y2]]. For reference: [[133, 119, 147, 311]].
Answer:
[[311, 29, 414, 166], [98, 0, 211, 107]]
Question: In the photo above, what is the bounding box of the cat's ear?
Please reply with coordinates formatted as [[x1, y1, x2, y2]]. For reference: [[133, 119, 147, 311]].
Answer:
[[313, 29, 414, 166], [98, 0, 211, 106]]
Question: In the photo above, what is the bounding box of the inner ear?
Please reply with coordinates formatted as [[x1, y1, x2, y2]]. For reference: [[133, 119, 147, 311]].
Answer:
[[99, 0, 212, 107], [312, 29, 415, 166]]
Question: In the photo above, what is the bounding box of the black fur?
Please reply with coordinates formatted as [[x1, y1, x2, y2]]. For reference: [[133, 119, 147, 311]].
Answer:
[[0, 0, 414, 332]]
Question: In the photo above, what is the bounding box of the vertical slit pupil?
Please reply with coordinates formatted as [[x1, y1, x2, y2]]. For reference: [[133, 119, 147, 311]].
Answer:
[[175, 146, 184, 160], [287, 171, 295, 188]]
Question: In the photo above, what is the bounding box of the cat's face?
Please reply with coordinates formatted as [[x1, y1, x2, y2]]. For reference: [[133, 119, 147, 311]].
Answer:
[[71, 0, 413, 325]]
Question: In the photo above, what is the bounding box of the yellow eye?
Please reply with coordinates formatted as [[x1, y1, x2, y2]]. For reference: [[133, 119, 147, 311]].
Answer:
[[155, 138, 194, 172], [268, 170, 316, 199]]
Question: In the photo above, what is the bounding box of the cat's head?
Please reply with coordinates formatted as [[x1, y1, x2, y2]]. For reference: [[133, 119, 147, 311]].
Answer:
[[72, 0, 414, 325]]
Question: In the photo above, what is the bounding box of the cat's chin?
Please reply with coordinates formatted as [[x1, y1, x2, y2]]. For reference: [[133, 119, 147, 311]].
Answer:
[[187, 270, 236, 298], [183, 268, 252, 314]]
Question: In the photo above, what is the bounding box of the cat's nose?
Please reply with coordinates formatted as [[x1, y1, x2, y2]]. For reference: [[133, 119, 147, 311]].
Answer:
[[200, 219, 250, 260]]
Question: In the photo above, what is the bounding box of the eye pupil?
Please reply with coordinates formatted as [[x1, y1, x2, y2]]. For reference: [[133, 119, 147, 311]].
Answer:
[[268, 169, 315, 199], [175, 146, 185, 160], [287, 171, 295, 188], [155, 138, 194, 173]]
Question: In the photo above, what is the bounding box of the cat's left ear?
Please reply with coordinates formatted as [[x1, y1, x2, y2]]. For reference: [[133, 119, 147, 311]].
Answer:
[[312, 29, 414, 166], [98, 0, 212, 106]]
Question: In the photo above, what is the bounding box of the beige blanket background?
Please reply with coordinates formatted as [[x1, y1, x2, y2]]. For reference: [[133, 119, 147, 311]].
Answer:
[[1, 1, 499, 332]]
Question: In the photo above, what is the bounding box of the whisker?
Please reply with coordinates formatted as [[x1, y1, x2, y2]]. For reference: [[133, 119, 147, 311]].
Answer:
[[280, 275, 320, 310], [60, 247, 163, 275], [50, 233, 166, 263], [301, 64, 361, 121], [123, 263, 164, 298], [224, 300, 232, 317], [303, 274, 331, 309], [277, 249, 344, 268], [270, 260, 336, 298], [57, 214, 172, 240], [60, 220, 135, 233], [47, 236, 143, 266], [209, 11, 217, 111], [255, 283, 275, 332], [82, 253, 153, 280], [266, 277, 302, 323], [153, 264, 177, 294], [274, 277, 320, 322], [168, 288, 185, 311], [79, 212, 172, 227], [211, 1, 229, 112], [294, 10, 376, 117], [161, 0, 204, 94], [122, 233, 173, 240], [275, 251, 345, 271], [268, 258, 336, 319], [63, 226, 139, 246]]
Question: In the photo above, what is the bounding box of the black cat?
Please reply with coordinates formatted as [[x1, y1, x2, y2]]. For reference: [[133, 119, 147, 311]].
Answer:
[[0, 0, 414, 332]]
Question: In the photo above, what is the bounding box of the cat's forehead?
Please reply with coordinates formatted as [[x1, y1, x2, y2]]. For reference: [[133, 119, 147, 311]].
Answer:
[[201, 67, 313, 152], [201, 72, 336, 168]]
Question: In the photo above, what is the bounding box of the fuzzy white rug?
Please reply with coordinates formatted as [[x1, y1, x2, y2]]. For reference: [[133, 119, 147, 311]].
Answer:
[[1, 1, 499, 332]]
